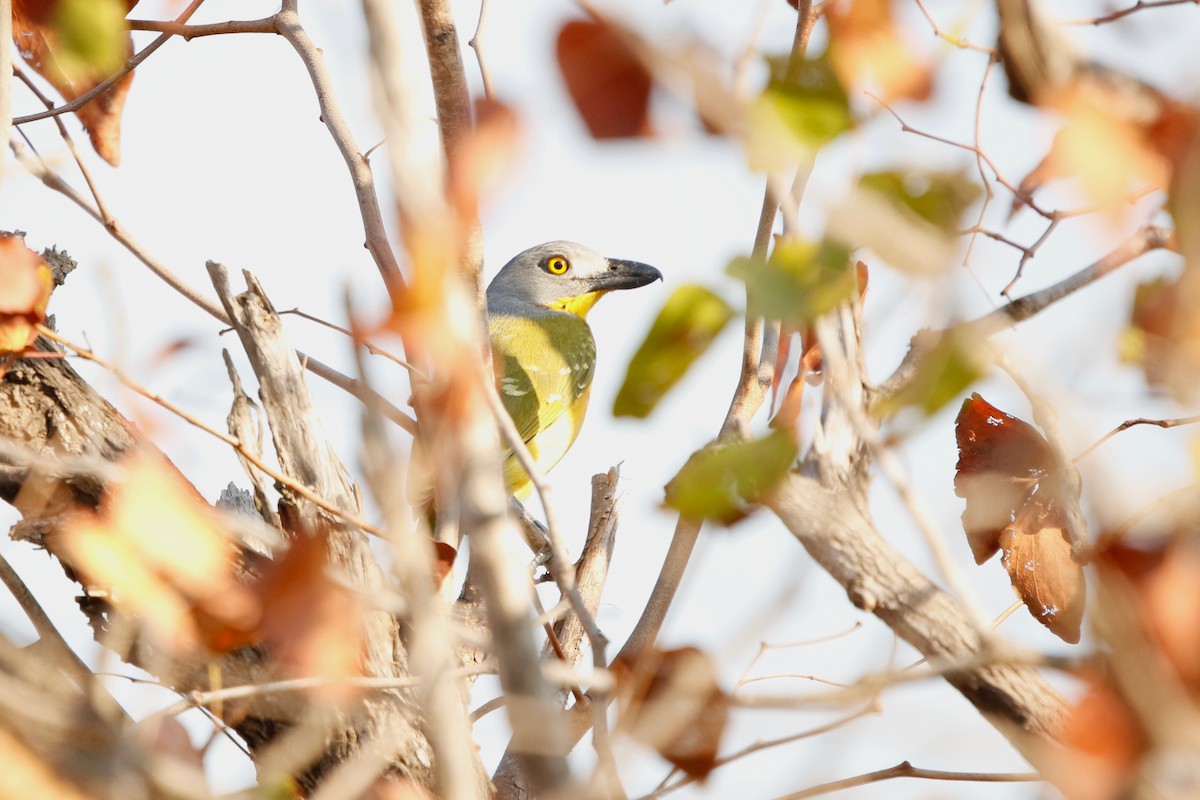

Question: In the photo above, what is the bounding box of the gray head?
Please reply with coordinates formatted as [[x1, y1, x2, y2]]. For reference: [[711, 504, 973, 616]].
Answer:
[[487, 241, 662, 316]]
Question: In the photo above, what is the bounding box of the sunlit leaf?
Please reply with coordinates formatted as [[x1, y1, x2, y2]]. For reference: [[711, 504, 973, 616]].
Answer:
[[613, 647, 729, 781], [614, 284, 733, 419], [556, 19, 652, 140], [1000, 498, 1085, 643], [12, 0, 135, 165], [727, 238, 854, 326], [664, 429, 797, 525], [746, 56, 852, 170], [62, 450, 257, 651], [1018, 83, 1171, 214], [826, 0, 933, 103], [0, 234, 54, 355], [874, 331, 990, 418]]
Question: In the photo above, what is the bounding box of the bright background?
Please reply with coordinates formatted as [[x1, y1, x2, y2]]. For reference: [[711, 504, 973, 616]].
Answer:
[[4, 0, 1200, 796]]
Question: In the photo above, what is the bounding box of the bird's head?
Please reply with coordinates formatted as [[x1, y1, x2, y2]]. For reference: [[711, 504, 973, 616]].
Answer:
[[487, 241, 662, 317]]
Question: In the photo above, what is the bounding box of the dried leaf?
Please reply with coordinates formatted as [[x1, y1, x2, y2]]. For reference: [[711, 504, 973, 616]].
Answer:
[[614, 284, 733, 419], [1000, 498, 1085, 643], [0, 234, 54, 355], [614, 647, 729, 781], [12, 0, 135, 165], [556, 19, 652, 140], [826, 0, 933, 103], [1123, 273, 1200, 401], [664, 429, 797, 525], [432, 541, 457, 589], [954, 394, 1086, 642], [954, 393, 1056, 563]]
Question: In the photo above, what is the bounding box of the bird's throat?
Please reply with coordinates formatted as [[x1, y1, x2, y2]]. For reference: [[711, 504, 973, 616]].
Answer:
[[548, 290, 607, 317]]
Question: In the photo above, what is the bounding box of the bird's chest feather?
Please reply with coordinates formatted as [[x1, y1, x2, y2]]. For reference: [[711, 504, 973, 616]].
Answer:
[[490, 313, 597, 481]]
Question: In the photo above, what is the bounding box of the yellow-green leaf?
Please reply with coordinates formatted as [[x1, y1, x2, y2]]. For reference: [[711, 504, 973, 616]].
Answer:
[[727, 238, 855, 325], [614, 284, 734, 419], [859, 171, 980, 234], [51, 0, 129, 82], [873, 331, 992, 418], [664, 430, 798, 525], [745, 57, 853, 170]]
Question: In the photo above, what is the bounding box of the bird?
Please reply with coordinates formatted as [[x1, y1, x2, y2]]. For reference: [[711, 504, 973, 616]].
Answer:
[[487, 241, 662, 498]]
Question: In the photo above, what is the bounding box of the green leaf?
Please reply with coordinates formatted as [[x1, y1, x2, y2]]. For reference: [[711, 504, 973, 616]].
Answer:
[[858, 171, 980, 234], [873, 331, 992, 418], [614, 284, 734, 419], [746, 57, 853, 170], [727, 238, 855, 325], [664, 430, 798, 525], [52, 0, 129, 82]]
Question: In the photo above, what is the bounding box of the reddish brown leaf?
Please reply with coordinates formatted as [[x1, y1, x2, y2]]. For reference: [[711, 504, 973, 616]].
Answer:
[[955, 393, 1087, 642], [954, 393, 1057, 564], [614, 647, 729, 780], [1051, 673, 1143, 800], [1000, 497, 1085, 643], [556, 19, 653, 140], [432, 541, 457, 589]]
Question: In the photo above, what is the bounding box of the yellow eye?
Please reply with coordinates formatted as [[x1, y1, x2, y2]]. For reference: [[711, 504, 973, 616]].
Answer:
[[546, 256, 569, 275]]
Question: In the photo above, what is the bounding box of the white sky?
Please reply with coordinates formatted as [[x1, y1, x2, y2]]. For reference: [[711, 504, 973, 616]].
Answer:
[[4, 0, 1200, 797]]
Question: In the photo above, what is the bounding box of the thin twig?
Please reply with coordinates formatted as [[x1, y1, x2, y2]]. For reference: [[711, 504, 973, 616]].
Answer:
[[12, 66, 112, 222], [1060, 0, 1199, 26], [913, 0, 995, 53], [636, 706, 877, 800], [467, 0, 496, 99], [1075, 414, 1200, 464], [772, 761, 1040, 800]]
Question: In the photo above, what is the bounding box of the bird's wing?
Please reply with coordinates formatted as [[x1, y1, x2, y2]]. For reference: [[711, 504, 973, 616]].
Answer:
[[490, 313, 596, 448]]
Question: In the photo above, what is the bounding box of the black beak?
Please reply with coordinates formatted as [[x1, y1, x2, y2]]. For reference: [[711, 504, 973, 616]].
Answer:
[[591, 259, 663, 292]]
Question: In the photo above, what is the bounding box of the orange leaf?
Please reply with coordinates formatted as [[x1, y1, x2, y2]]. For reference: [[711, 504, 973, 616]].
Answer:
[[61, 450, 256, 652], [614, 647, 729, 780], [0, 234, 54, 355], [1051, 673, 1143, 800], [252, 533, 366, 697], [826, 0, 933, 103], [449, 97, 520, 222], [556, 19, 653, 140], [1000, 498, 1085, 643], [1020, 83, 1171, 214]]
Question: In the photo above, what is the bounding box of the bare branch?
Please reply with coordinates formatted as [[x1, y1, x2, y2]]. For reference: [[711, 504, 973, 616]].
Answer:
[[773, 761, 1040, 799]]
